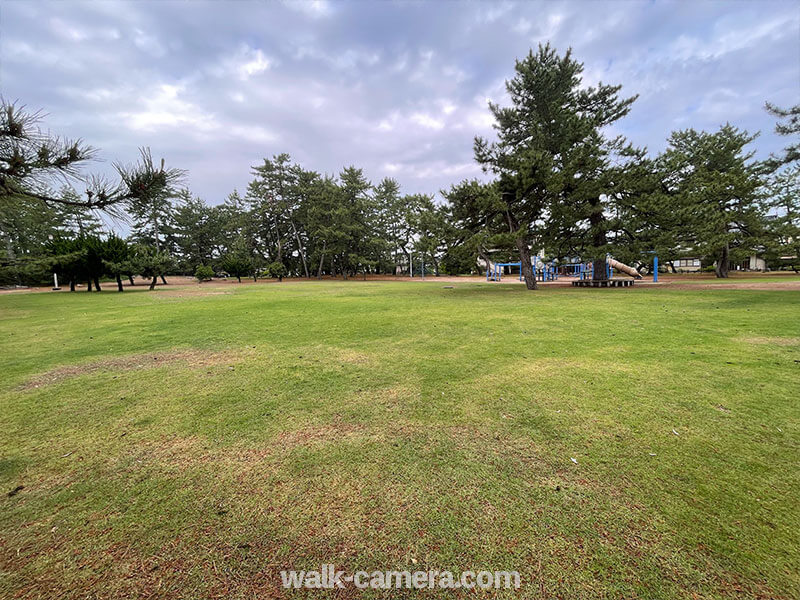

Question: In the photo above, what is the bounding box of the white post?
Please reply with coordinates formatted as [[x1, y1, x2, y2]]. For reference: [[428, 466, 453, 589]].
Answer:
[[410, 253, 413, 278], [52, 273, 60, 290]]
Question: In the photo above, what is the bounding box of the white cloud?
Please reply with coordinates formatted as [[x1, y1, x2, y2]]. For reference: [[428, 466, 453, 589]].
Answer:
[[122, 84, 217, 133], [132, 28, 166, 57], [230, 124, 277, 144], [513, 18, 531, 35], [237, 48, 272, 80], [439, 100, 457, 115], [2, 0, 796, 204], [411, 113, 445, 130], [284, 0, 333, 19]]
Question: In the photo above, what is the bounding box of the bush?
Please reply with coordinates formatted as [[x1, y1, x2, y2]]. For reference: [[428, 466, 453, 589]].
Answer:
[[195, 264, 214, 282], [220, 252, 251, 283], [267, 261, 287, 281]]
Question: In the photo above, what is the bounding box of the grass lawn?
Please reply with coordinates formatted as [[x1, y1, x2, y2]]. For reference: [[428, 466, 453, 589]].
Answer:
[[1, 280, 798, 598]]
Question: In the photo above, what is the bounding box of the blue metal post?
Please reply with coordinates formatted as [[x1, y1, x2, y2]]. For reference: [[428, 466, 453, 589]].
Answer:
[[653, 256, 658, 282]]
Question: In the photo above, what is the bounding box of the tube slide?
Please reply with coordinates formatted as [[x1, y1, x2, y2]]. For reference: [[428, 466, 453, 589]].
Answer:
[[609, 258, 643, 279]]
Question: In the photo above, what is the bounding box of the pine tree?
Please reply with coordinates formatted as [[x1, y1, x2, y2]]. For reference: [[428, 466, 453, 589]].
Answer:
[[473, 44, 638, 288], [765, 103, 800, 168], [658, 125, 766, 278]]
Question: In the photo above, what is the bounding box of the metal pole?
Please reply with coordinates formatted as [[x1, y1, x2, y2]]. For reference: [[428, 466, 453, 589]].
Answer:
[[410, 254, 413, 278], [654, 256, 658, 282]]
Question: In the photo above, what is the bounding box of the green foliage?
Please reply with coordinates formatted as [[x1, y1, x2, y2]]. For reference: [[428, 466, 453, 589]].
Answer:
[[267, 261, 287, 280], [129, 245, 175, 289], [653, 125, 766, 277], [1, 100, 183, 213], [220, 241, 253, 283], [763, 166, 800, 269], [194, 264, 214, 282], [470, 43, 640, 287], [765, 102, 800, 168]]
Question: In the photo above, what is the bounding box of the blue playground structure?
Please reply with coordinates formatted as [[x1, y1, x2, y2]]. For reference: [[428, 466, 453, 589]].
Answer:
[[486, 262, 523, 282], [486, 254, 657, 283], [486, 258, 560, 282], [533, 256, 558, 281]]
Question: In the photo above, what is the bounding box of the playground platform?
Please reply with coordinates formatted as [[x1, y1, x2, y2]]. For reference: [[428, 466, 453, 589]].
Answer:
[[572, 279, 635, 288]]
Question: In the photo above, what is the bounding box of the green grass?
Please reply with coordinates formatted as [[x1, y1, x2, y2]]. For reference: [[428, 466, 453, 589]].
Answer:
[[1, 281, 798, 598]]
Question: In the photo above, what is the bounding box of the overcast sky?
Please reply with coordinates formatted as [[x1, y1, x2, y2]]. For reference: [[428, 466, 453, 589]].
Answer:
[[2, 0, 798, 204]]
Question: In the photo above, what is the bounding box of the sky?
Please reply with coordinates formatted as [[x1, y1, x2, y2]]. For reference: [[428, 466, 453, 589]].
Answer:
[[2, 0, 798, 204]]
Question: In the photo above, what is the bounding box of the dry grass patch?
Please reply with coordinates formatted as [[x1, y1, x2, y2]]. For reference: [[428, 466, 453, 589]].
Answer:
[[304, 345, 377, 366], [153, 288, 233, 299], [19, 349, 247, 390], [737, 336, 800, 347]]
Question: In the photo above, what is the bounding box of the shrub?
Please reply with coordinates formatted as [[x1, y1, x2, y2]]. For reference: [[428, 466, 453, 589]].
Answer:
[[267, 261, 287, 281], [195, 264, 214, 282]]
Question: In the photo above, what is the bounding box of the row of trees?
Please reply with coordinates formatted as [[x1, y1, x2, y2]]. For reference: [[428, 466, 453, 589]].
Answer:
[[2, 44, 798, 290], [449, 44, 798, 288], [130, 155, 453, 281]]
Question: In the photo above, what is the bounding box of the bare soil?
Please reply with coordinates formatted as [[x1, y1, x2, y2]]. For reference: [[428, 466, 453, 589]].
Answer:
[[4, 271, 798, 294], [19, 349, 245, 390]]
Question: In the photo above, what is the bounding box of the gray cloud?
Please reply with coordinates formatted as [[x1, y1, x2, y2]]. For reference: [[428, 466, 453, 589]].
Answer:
[[2, 0, 798, 203]]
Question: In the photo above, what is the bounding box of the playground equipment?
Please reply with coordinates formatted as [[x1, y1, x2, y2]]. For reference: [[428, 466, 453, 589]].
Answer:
[[572, 254, 643, 287], [487, 254, 647, 285], [487, 257, 559, 282], [609, 257, 643, 279], [534, 257, 558, 281], [487, 262, 523, 282]]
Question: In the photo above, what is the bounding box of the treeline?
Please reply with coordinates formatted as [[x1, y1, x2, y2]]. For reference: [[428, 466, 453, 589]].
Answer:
[[2, 44, 798, 290], [1, 154, 458, 288]]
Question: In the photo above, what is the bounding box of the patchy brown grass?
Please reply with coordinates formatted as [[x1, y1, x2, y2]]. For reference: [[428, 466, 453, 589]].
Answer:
[[2, 422, 789, 600], [153, 287, 234, 298], [19, 349, 246, 390], [667, 280, 800, 291], [737, 336, 800, 347]]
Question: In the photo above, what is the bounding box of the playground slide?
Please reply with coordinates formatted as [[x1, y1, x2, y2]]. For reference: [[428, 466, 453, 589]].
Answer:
[[609, 258, 643, 279]]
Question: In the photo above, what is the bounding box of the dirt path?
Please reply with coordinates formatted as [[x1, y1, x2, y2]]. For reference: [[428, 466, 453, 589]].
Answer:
[[4, 273, 799, 294]]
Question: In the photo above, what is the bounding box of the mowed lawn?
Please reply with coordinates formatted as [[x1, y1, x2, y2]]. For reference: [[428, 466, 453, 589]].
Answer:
[[0, 280, 798, 599]]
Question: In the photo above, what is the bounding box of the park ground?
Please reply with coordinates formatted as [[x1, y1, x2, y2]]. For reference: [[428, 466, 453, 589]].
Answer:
[[0, 276, 798, 598]]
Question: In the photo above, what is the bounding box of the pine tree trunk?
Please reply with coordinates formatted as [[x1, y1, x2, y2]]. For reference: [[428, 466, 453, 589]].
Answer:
[[69, 279, 75, 292], [116, 274, 124, 292], [715, 244, 730, 278], [128, 275, 135, 285], [94, 278, 101, 291], [317, 241, 326, 279], [274, 217, 282, 264], [237, 275, 242, 283], [592, 258, 608, 282], [86, 279, 92, 292], [160, 275, 168, 285], [149, 276, 157, 290], [400, 247, 411, 275], [515, 238, 538, 290], [290, 220, 309, 278], [501, 197, 537, 291]]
